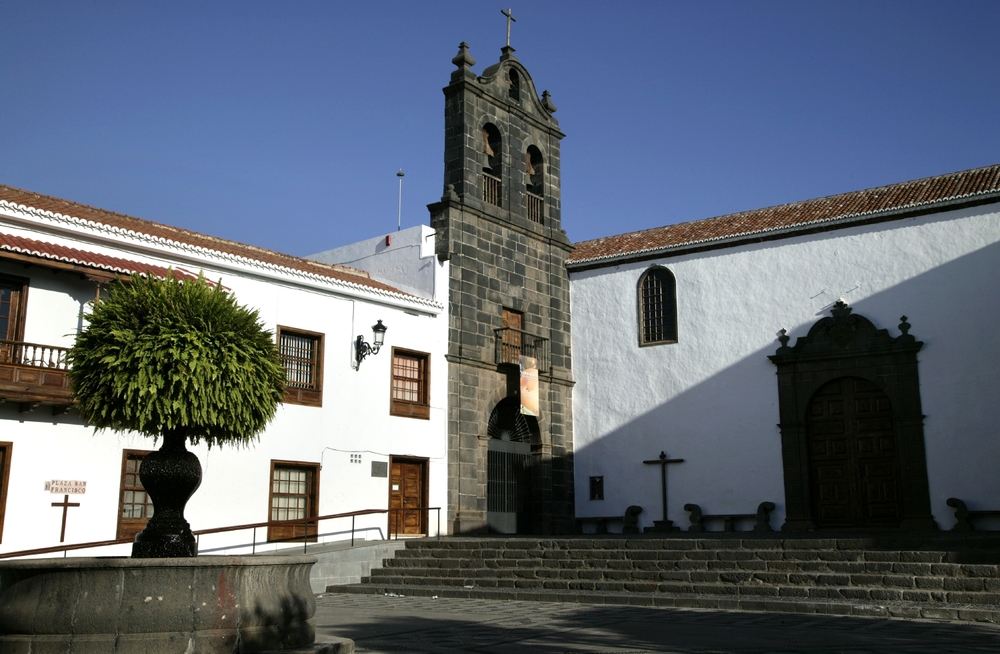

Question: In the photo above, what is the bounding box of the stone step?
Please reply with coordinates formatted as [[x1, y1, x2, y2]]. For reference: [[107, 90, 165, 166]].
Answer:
[[360, 572, 1000, 601], [370, 565, 999, 588], [330, 537, 1000, 624], [324, 582, 1000, 623], [393, 544, 1000, 564], [380, 556, 999, 578], [396, 537, 1000, 553]]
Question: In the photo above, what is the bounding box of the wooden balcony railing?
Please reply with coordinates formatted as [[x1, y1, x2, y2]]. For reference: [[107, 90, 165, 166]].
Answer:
[[483, 172, 502, 207], [494, 327, 550, 373], [0, 339, 74, 407]]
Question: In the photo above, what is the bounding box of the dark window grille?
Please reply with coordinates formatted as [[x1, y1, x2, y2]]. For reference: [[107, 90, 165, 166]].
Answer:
[[526, 192, 543, 224], [640, 268, 677, 344], [280, 331, 320, 389]]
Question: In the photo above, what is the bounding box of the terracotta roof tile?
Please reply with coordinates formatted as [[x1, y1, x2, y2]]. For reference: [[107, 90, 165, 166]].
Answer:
[[568, 163, 1000, 266], [0, 185, 416, 298], [0, 232, 200, 281]]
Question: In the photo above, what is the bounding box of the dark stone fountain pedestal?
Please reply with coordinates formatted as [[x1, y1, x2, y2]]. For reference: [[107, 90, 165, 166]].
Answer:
[[0, 555, 353, 653]]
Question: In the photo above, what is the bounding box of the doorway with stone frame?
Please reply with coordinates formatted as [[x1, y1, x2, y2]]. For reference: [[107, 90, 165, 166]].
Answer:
[[769, 302, 937, 532]]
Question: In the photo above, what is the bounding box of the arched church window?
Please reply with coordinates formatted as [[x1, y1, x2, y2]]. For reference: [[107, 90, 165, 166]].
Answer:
[[525, 146, 544, 224], [508, 69, 521, 101], [638, 267, 677, 345], [482, 123, 502, 207]]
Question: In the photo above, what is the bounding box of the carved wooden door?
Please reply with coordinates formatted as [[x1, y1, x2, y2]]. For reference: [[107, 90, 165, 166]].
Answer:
[[807, 377, 901, 528], [389, 458, 427, 536]]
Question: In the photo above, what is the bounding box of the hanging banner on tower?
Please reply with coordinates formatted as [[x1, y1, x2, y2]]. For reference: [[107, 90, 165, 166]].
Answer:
[[520, 355, 539, 417]]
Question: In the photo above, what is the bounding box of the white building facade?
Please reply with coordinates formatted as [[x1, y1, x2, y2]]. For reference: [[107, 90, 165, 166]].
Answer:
[[0, 185, 449, 556], [569, 165, 1000, 533]]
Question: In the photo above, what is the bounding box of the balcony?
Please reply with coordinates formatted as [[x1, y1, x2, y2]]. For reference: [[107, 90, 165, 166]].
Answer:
[[483, 173, 502, 208], [526, 192, 544, 224], [0, 339, 74, 410], [493, 327, 550, 373]]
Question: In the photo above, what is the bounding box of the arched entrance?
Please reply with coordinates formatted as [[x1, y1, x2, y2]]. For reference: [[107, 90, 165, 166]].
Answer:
[[807, 377, 901, 528], [486, 396, 535, 534]]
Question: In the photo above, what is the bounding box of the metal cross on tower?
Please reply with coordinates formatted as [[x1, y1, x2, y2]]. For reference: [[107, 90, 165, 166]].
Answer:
[[501, 8, 516, 47]]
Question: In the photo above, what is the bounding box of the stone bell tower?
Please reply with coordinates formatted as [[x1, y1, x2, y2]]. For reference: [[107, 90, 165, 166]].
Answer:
[[428, 40, 575, 535]]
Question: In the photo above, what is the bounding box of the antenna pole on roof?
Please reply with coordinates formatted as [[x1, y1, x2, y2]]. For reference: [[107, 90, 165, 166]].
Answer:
[[396, 169, 405, 232]]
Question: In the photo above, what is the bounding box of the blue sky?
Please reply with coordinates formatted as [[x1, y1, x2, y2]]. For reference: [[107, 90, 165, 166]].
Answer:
[[2, 2, 998, 257]]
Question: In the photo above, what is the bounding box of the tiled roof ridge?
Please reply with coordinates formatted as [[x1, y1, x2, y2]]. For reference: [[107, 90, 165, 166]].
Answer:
[[0, 184, 370, 279], [568, 163, 1000, 266], [0, 231, 200, 281], [0, 184, 440, 308]]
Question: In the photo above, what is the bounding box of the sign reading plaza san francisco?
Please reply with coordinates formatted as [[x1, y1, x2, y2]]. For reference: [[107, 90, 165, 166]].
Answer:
[[44, 480, 87, 494]]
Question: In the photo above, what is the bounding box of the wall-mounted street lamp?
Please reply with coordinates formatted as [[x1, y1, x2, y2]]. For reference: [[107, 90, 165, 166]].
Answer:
[[355, 320, 387, 370]]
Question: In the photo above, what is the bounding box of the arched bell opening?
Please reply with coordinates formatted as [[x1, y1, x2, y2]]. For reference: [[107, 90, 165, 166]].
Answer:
[[482, 123, 503, 207]]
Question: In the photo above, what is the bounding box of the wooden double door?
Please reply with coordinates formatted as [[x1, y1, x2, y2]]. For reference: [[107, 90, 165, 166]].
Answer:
[[807, 377, 902, 528], [389, 457, 428, 536]]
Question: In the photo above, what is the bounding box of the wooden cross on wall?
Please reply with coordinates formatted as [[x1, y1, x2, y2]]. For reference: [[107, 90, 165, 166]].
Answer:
[[51, 494, 80, 543], [643, 451, 684, 532]]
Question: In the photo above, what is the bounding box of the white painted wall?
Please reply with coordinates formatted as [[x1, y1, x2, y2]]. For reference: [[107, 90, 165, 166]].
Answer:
[[0, 204, 449, 556], [570, 205, 1000, 532], [307, 225, 442, 300]]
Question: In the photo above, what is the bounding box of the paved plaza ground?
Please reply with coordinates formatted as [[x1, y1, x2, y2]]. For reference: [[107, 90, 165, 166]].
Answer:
[[314, 593, 1000, 653]]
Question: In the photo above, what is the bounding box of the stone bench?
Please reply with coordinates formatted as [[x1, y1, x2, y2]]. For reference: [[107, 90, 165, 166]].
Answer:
[[947, 497, 1000, 531], [576, 505, 643, 534], [683, 502, 775, 533]]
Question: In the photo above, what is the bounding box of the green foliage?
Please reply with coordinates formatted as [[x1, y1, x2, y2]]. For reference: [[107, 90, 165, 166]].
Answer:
[[68, 273, 286, 448]]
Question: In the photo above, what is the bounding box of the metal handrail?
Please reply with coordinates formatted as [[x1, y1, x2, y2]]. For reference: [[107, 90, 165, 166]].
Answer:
[[0, 506, 442, 560]]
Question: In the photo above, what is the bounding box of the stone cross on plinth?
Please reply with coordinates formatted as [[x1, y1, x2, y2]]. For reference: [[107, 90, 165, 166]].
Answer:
[[643, 451, 684, 532], [51, 494, 80, 543]]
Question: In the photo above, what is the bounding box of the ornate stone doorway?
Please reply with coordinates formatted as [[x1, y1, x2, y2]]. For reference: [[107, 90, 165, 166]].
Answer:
[[770, 302, 937, 531], [807, 377, 902, 528]]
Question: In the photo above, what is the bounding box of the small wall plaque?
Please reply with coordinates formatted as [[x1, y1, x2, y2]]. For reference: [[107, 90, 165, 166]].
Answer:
[[45, 480, 86, 495], [371, 461, 388, 478]]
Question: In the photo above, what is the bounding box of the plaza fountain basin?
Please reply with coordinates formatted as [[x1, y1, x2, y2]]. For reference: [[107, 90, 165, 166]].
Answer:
[[0, 555, 317, 653]]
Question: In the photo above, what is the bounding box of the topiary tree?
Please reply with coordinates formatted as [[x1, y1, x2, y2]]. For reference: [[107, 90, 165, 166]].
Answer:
[[69, 272, 286, 557]]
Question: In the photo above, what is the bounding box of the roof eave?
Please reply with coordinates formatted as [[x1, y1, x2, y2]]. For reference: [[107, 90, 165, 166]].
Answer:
[[567, 189, 1000, 271]]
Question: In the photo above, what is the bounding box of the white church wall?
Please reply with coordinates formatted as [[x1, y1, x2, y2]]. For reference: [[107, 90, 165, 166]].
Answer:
[[0, 205, 448, 556], [571, 204, 1000, 532]]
